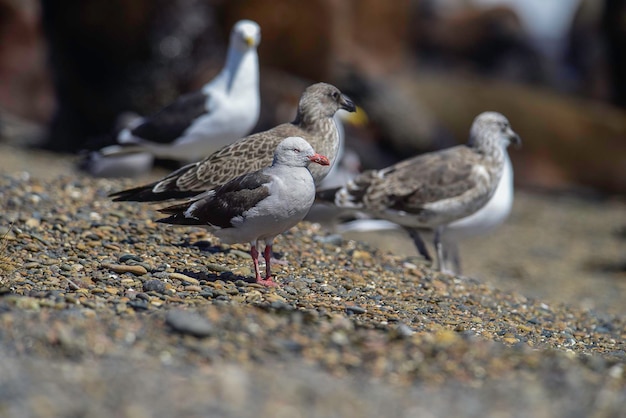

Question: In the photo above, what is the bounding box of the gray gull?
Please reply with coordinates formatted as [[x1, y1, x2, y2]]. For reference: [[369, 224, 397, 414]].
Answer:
[[316, 111, 521, 273], [156, 136, 330, 286]]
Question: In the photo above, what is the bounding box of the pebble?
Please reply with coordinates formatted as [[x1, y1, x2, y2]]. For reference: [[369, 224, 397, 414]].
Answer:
[[205, 263, 229, 272], [230, 250, 251, 259], [265, 294, 287, 304], [143, 280, 167, 294], [22, 262, 39, 269], [169, 272, 200, 285], [119, 254, 143, 263], [165, 309, 214, 337], [102, 263, 148, 276], [345, 305, 366, 315], [128, 300, 149, 311], [105, 287, 119, 295]]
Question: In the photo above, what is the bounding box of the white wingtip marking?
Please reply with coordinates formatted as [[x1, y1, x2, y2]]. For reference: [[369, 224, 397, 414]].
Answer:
[[184, 202, 199, 219]]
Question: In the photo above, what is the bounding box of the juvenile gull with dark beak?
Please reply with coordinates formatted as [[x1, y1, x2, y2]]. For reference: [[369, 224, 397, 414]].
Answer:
[[316, 111, 521, 273], [110, 82, 355, 201]]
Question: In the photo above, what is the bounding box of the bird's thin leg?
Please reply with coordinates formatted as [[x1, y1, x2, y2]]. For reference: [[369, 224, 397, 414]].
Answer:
[[434, 226, 446, 272], [407, 228, 432, 262], [263, 243, 272, 280], [250, 244, 263, 283], [254, 240, 277, 287], [444, 241, 462, 274]]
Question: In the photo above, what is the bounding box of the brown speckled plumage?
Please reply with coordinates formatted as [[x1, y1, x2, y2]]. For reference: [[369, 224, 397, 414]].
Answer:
[[326, 112, 520, 227], [110, 83, 355, 202], [317, 112, 521, 271]]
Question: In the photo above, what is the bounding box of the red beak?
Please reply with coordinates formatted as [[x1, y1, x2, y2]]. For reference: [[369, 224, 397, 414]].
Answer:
[[309, 153, 330, 166]]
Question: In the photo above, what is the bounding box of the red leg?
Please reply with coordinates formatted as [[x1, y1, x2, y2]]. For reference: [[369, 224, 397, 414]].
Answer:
[[264, 244, 272, 279], [250, 245, 262, 283], [251, 244, 276, 287]]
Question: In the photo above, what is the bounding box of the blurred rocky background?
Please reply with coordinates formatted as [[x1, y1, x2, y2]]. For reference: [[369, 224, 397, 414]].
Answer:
[[0, 0, 625, 195]]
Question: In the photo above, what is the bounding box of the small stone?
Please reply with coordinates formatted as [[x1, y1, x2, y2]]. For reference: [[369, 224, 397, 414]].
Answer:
[[105, 287, 119, 295], [503, 337, 520, 345], [120, 278, 136, 286], [165, 309, 214, 337], [143, 280, 166, 294], [25, 218, 40, 228], [65, 295, 79, 304], [128, 299, 149, 311], [119, 254, 143, 263], [102, 263, 148, 276], [434, 329, 460, 347], [270, 301, 293, 311], [230, 249, 251, 259], [169, 272, 200, 285], [22, 262, 39, 269], [395, 323, 415, 338], [331, 331, 349, 346], [205, 263, 229, 273], [225, 286, 240, 295], [345, 305, 366, 315], [265, 293, 286, 304], [199, 291, 214, 299], [352, 250, 372, 261]]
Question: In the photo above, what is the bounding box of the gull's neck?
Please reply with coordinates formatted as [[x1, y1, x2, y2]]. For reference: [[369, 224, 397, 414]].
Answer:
[[296, 114, 338, 151], [294, 108, 336, 133], [471, 132, 507, 169], [291, 111, 339, 183], [210, 47, 259, 95]]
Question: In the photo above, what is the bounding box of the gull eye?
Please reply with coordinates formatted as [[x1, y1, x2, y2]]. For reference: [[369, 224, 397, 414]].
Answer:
[[331, 91, 339, 100], [293, 148, 300, 153]]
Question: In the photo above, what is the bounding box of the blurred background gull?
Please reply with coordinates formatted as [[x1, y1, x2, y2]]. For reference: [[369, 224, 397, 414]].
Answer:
[[0, 0, 624, 310]]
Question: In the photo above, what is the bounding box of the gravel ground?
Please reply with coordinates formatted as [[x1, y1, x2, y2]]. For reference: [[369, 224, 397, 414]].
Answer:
[[0, 143, 625, 418]]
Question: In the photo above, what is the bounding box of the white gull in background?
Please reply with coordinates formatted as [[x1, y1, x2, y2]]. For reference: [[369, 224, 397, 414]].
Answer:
[[156, 136, 329, 286], [317, 111, 521, 273], [82, 19, 261, 177]]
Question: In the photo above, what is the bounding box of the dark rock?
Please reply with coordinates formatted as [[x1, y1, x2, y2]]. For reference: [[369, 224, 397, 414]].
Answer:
[[346, 305, 366, 315], [128, 300, 149, 311], [119, 254, 143, 263], [165, 309, 214, 338], [143, 280, 166, 294]]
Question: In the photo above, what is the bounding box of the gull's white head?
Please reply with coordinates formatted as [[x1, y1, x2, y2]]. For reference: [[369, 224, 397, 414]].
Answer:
[[469, 111, 522, 150], [230, 20, 261, 51], [273, 136, 330, 168]]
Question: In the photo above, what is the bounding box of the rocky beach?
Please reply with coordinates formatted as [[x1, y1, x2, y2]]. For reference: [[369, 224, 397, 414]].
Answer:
[[0, 142, 624, 417]]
